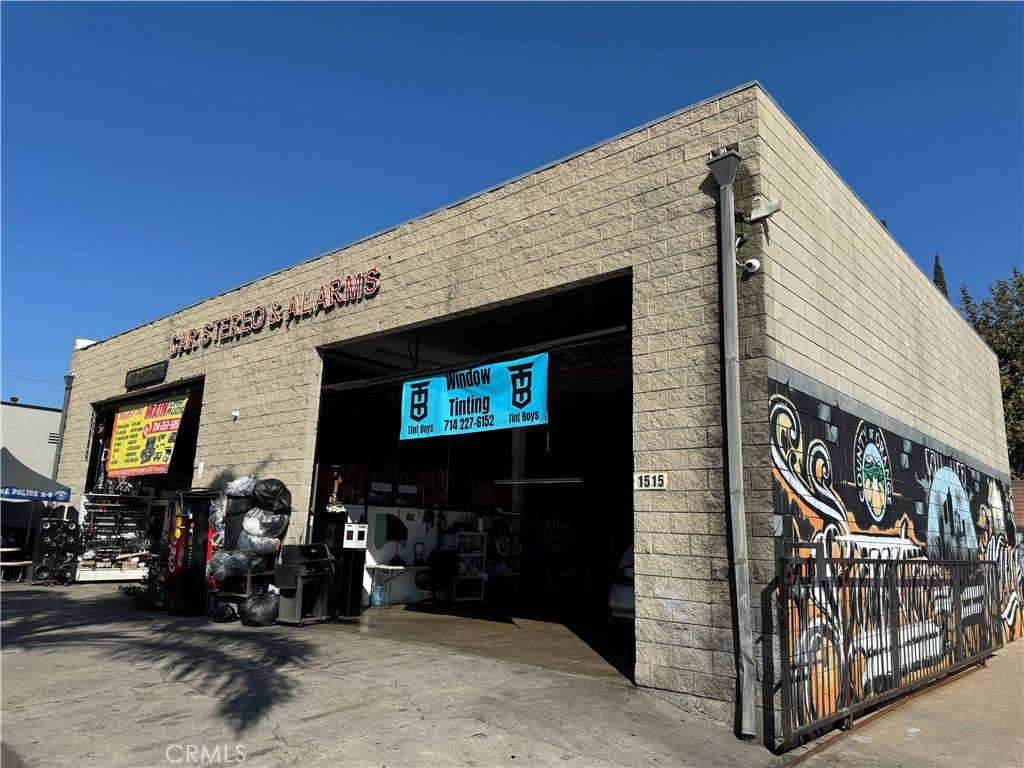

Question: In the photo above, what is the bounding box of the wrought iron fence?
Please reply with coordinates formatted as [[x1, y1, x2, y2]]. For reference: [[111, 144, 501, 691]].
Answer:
[[777, 552, 1004, 742]]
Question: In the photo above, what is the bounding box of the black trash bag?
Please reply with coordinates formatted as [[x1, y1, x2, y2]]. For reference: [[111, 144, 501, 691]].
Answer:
[[209, 551, 253, 580], [208, 552, 229, 580], [250, 479, 292, 513], [239, 591, 279, 627], [211, 603, 238, 623], [237, 530, 282, 555], [242, 508, 290, 538], [222, 497, 253, 551]]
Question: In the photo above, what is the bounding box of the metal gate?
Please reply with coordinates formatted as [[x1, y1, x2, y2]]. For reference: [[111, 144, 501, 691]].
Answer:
[[778, 551, 1004, 742]]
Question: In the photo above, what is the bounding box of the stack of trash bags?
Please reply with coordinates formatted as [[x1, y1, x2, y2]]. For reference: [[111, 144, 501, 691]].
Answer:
[[208, 476, 293, 626]]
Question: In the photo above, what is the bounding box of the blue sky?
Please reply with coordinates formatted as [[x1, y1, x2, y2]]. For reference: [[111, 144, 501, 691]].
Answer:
[[2, 2, 1022, 409]]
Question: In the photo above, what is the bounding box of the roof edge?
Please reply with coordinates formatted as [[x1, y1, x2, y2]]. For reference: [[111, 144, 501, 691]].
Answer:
[[75, 82, 764, 351]]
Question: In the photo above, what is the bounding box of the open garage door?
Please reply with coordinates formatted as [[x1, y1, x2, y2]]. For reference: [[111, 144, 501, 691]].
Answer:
[[310, 274, 635, 678]]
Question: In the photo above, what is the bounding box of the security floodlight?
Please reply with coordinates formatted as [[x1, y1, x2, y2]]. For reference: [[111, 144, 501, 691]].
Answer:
[[749, 200, 781, 223]]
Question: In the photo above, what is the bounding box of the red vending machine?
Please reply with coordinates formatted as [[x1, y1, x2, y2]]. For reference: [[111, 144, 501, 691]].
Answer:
[[163, 490, 219, 614]]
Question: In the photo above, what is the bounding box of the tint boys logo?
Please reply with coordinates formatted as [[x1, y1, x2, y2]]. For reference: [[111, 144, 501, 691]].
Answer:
[[507, 361, 536, 410], [408, 381, 430, 423]]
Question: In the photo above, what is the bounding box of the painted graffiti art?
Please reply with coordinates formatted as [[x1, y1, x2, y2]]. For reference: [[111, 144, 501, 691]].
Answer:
[[854, 423, 891, 524], [770, 381, 1022, 736]]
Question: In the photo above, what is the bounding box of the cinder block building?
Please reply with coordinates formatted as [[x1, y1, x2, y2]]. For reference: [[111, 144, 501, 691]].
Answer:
[[55, 82, 1018, 746]]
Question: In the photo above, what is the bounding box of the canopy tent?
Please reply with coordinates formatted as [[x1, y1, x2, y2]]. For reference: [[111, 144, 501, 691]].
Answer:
[[0, 447, 71, 503], [1, 499, 50, 544], [1, 448, 72, 563]]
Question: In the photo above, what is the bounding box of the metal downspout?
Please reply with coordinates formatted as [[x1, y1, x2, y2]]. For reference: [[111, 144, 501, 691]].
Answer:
[[52, 373, 75, 481], [706, 148, 756, 738]]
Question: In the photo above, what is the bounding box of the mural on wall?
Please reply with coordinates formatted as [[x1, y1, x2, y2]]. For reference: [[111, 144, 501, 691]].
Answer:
[[770, 380, 1023, 732]]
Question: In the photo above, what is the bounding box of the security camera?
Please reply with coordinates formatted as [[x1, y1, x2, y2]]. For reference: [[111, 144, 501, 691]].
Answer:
[[743, 258, 761, 274]]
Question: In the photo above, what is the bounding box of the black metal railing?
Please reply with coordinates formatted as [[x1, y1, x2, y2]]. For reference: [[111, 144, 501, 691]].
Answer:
[[778, 552, 1004, 742]]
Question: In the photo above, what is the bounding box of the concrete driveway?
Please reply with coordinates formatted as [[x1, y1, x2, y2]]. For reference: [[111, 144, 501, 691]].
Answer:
[[0, 583, 777, 768]]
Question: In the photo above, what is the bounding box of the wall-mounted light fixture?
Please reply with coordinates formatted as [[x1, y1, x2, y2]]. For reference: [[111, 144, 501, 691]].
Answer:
[[231, 411, 240, 421], [744, 197, 782, 244], [748, 199, 781, 222]]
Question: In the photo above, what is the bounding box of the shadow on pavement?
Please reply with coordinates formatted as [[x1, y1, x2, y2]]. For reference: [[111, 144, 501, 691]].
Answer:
[[1, 584, 313, 735]]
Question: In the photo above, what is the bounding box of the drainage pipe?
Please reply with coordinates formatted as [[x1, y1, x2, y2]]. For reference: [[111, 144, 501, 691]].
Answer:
[[706, 147, 756, 738], [52, 373, 75, 481]]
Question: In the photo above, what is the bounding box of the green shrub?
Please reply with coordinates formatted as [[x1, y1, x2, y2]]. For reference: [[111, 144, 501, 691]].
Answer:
[[119, 540, 165, 610]]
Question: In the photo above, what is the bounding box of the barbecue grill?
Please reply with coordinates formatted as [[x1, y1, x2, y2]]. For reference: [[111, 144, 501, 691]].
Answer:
[[276, 543, 334, 625]]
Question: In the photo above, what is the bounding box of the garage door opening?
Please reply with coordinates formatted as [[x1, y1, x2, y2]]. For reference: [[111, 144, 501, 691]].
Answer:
[[310, 274, 635, 679], [74, 380, 205, 582]]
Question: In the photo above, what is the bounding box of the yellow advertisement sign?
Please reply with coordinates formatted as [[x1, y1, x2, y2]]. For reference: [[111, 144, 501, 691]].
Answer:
[[107, 397, 188, 478]]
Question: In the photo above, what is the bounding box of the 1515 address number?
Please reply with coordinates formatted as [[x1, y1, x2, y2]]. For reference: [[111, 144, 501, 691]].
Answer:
[[633, 472, 669, 490]]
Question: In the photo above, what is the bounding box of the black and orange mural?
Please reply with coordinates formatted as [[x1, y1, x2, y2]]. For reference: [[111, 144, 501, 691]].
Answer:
[[770, 381, 1022, 737]]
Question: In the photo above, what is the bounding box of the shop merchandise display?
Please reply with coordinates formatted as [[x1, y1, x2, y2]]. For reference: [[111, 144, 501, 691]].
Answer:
[[78, 494, 152, 580]]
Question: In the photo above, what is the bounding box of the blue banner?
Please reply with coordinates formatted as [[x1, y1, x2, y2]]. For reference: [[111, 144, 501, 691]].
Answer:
[[400, 353, 548, 440], [1, 485, 71, 503]]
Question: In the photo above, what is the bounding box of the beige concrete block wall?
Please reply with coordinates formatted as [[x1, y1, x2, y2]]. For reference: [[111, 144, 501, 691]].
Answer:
[[58, 83, 772, 733], [755, 89, 1009, 477], [619, 86, 772, 731]]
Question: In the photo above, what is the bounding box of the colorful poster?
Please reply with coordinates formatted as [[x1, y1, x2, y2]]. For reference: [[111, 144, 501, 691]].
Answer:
[[107, 397, 188, 477], [400, 353, 548, 440]]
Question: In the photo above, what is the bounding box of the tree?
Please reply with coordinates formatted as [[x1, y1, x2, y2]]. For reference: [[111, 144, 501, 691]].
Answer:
[[959, 266, 1024, 476], [933, 254, 949, 299]]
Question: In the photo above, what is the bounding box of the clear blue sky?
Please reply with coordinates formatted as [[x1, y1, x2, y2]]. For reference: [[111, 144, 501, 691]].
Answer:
[[2, 2, 1022, 409]]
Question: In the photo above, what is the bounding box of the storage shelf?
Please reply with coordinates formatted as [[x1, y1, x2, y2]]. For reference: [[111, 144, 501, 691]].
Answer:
[[208, 589, 250, 599], [209, 553, 277, 610], [440, 530, 487, 602], [479, 510, 523, 579], [82, 494, 151, 560]]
